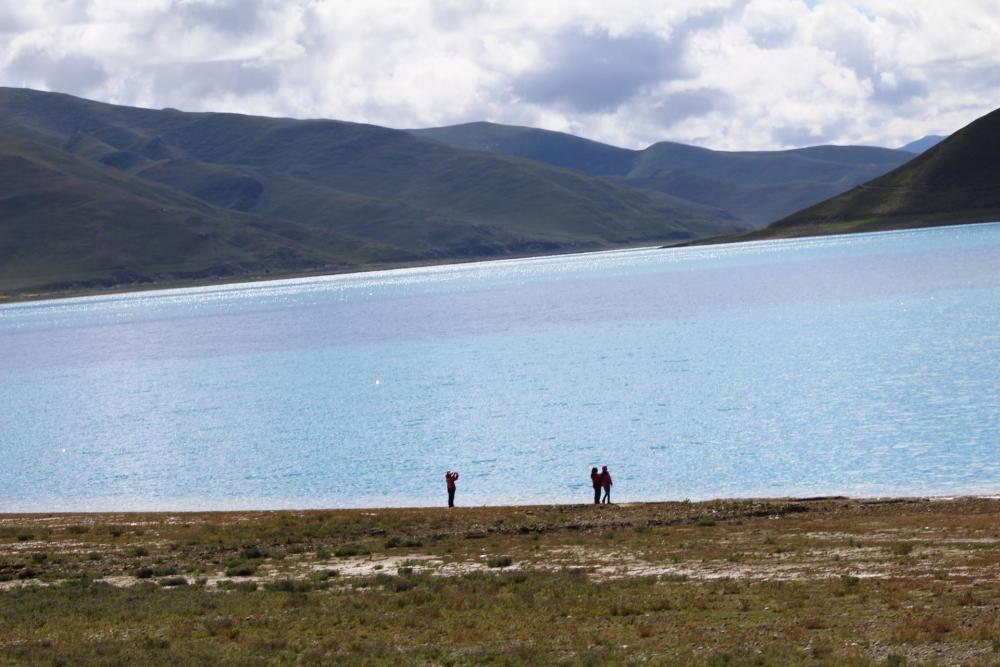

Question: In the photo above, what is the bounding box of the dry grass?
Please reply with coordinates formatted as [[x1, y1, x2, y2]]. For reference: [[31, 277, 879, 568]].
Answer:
[[1, 496, 999, 665]]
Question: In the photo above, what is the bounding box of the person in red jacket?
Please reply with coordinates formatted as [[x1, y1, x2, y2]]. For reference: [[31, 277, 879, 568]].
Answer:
[[600, 465, 612, 504], [445, 470, 459, 507], [590, 467, 601, 505]]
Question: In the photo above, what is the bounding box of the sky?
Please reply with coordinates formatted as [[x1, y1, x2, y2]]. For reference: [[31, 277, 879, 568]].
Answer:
[[1, 0, 998, 150]]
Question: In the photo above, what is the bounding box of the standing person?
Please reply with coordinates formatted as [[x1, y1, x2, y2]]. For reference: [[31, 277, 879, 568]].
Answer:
[[590, 467, 601, 505], [445, 470, 459, 508], [600, 465, 613, 504]]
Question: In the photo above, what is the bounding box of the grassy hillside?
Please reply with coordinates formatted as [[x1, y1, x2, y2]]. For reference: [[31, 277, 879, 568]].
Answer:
[[0, 88, 743, 298], [735, 107, 1000, 240], [413, 122, 914, 228], [0, 133, 420, 295]]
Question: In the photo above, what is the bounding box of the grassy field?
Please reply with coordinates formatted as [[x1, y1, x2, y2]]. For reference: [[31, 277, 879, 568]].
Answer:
[[2, 497, 999, 665]]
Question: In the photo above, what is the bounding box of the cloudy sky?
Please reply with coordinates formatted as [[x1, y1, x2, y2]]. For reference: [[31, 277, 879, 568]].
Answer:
[[1, 0, 998, 150]]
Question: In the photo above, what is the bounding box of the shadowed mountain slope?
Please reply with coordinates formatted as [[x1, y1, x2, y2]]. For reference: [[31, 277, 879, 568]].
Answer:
[[0, 88, 742, 297], [720, 108, 1000, 241], [413, 122, 914, 227], [0, 132, 408, 294]]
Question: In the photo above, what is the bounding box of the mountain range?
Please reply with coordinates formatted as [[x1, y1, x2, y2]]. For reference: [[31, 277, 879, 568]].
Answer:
[[412, 123, 914, 228], [0, 87, 741, 296], [0, 87, 980, 298]]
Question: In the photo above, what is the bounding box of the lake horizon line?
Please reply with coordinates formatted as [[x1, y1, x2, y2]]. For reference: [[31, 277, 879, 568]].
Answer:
[[6, 220, 999, 309]]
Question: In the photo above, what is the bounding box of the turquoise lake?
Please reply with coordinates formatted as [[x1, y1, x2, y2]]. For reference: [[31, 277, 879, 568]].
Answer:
[[2, 223, 999, 511]]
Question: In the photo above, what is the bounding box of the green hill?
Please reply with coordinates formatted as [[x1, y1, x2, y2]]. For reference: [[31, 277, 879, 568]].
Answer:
[[0, 88, 742, 298], [736, 107, 1000, 240], [0, 132, 409, 295], [413, 122, 914, 228]]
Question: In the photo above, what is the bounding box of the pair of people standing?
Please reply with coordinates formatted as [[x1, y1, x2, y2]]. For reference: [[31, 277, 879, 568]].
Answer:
[[445, 467, 612, 507], [590, 465, 613, 504]]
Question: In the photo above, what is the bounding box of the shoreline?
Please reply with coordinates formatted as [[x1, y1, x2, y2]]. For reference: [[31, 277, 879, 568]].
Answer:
[[3, 492, 998, 517], [5, 219, 998, 306], [0, 241, 667, 306]]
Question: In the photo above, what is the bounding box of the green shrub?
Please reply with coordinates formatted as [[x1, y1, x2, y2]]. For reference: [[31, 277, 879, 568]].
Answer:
[[128, 546, 149, 557], [502, 571, 530, 585], [890, 543, 914, 556], [158, 576, 188, 587], [218, 579, 257, 592], [240, 546, 267, 560], [265, 579, 312, 593], [335, 544, 370, 558], [390, 577, 416, 592], [385, 536, 425, 549], [225, 562, 257, 577]]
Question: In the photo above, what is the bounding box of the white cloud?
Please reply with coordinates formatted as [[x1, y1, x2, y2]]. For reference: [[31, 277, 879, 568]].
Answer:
[[0, 0, 998, 149]]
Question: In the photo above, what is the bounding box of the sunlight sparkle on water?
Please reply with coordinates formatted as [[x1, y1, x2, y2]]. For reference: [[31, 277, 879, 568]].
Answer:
[[1, 224, 999, 511]]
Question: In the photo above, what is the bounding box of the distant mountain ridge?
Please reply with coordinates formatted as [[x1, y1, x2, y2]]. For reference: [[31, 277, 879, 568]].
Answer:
[[897, 135, 946, 154], [412, 122, 915, 228], [0, 87, 742, 297], [717, 107, 1000, 241], [410, 121, 637, 176]]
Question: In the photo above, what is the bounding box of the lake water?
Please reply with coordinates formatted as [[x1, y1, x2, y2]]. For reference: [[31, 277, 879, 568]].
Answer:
[[2, 223, 999, 511]]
